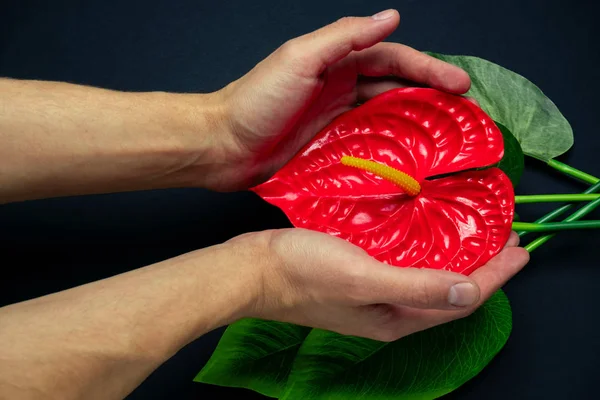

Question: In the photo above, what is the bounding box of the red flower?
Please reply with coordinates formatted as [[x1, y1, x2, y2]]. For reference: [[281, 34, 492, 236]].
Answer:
[[251, 88, 514, 275]]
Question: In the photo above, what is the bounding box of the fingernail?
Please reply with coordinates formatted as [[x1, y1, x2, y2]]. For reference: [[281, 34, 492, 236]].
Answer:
[[371, 9, 394, 20], [448, 282, 479, 307]]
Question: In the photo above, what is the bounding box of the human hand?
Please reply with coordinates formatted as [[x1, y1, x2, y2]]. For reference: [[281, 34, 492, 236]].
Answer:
[[208, 9, 471, 191], [228, 228, 528, 341]]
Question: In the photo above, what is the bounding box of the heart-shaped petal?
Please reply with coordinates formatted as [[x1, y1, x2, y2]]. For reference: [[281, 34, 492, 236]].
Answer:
[[370, 168, 514, 275], [253, 168, 513, 275], [288, 87, 504, 185], [251, 88, 514, 274]]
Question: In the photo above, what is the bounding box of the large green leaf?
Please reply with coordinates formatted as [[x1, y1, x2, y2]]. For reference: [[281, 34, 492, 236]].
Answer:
[[280, 290, 512, 400], [426, 52, 573, 162], [196, 290, 512, 400], [194, 319, 311, 398], [495, 121, 524, 186]]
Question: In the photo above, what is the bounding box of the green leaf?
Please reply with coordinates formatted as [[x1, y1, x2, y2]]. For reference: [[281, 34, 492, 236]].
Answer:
[[281, 290, 512, 400], [194, 319, 311, 398], [196, 291, 512, 400], [495, 121, 524, 186], [426, 52, 573, 161]]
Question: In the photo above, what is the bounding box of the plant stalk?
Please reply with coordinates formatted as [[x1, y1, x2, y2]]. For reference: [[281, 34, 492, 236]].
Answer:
[[546, 159, 600, 185], [515, 194, 600, 204], [512, 220, 600, 232], [524, 197, 600, 252], [518, 181, 600, 237]]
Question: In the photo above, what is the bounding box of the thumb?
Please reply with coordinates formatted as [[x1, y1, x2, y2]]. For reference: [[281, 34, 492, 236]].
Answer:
[[356, 261, 482, 310], [280, 9, 400, 75]]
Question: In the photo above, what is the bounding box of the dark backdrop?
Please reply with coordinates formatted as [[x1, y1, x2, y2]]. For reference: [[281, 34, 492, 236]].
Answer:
[[1, 1, 598, 399]]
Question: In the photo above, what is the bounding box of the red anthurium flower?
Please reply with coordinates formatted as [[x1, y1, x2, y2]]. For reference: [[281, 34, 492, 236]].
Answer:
[[251, 88, 515, 275]]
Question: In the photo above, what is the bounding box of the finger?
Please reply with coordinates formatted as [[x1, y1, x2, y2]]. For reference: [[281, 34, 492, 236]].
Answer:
[[311, 303, 413, 342], [416, 246, 529, 326], [356, 246, 530, 342], [355, 77, 410, 102], [278, 9, 400, 76], [468, 246, 529, 300], [355, 261, 481, 310], [354, 42, 471, 94], [418, 246, 529, 320], [350, 302, 462, 342], [356, 80, 480, 104], [505, 231, 520, 248]]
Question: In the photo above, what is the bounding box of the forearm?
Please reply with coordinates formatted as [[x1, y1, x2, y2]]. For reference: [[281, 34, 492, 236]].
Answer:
[[0, 239, 262, 400], [0, 78, 228, 203]]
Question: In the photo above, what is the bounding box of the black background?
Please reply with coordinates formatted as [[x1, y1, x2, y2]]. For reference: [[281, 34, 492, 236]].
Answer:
[[1, 1, 598, 399]]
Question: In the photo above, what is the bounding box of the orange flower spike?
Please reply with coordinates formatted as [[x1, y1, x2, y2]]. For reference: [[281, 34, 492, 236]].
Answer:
[[340, 156, 421, 196]]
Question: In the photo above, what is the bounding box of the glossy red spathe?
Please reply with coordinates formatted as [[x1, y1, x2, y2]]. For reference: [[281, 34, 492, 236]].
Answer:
[[251, 88, 515, 275]]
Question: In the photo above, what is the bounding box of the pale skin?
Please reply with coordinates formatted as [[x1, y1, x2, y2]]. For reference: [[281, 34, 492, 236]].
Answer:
[[0, 9, 529, 400]]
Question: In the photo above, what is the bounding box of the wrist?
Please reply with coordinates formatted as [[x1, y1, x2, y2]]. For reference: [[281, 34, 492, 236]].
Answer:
[[143, 234, 270, 359], [137, 90, 234, 190], [224, 229, 302, 322], [154, 85, 267, 193]]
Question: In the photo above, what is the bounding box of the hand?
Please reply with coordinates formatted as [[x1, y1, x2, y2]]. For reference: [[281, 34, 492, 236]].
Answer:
[[229, 228, 529, 342], [209, 9, 471, 191]]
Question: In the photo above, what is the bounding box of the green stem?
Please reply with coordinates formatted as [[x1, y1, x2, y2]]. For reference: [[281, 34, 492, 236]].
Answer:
[[518, 181, 600, 236], [513, 220, 600, 232], [524, 197, 600, 252], [515, 194, 600, 204], [546, 159, 600, 185]]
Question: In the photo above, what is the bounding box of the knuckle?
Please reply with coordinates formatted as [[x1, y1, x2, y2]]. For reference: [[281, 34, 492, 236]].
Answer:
[[278, 39, 302, 60], [343, 266, 370, 301], [335, 16, 357, 27], [407, 279, 438, 308], [421, 56, 436, 81]]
